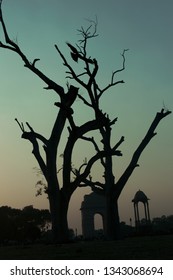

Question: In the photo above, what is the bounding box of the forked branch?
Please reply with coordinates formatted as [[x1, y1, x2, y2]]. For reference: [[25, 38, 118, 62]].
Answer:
[[77, 17, 98, 54], [15, 119, 47, 179], [98, 49, 129, 99], [15, 118, 48, 146]]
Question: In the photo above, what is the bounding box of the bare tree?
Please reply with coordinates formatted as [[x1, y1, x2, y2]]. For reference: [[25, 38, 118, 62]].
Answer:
[[0, 3, 122, 242], [54, 20, 171, 239], [0, 2, 171, 242]]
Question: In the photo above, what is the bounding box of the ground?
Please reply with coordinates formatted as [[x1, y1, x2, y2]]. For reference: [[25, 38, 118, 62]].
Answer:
[[0, 235, 172, 260]]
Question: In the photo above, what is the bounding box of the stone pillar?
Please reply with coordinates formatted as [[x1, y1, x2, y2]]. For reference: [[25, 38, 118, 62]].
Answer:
[[81, 208, 95, 239]]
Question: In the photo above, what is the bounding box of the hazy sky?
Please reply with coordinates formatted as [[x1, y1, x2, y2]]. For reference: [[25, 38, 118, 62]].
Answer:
[[0, 0, 172, 233]]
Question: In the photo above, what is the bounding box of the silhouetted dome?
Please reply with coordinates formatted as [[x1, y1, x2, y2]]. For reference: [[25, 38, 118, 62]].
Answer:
[[132, 190, 149, 203]]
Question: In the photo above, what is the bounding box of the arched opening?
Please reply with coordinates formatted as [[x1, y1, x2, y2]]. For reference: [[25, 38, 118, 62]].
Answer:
[[94, 213, 104, 238], [94, 213, 103, 230], [138, 202, 146, 223]]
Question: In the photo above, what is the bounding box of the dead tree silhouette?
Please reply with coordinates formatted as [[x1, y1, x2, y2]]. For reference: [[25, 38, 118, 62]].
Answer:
[[0, 2, 171, 241]]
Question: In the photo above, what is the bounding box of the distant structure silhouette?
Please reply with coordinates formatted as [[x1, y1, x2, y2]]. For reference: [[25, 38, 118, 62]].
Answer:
[[132, 190, 151, 229], [80, 192, 106, 239]]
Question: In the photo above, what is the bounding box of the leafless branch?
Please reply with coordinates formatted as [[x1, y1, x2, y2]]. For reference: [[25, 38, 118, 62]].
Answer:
[[98, 49, 129, 99], [77, 17, 98, 46], [26, 122, 34, 132], [15, 118, 48, 178], [62, 117, 107, 187], [15, 118, 25, 132], [80, 135, 99, 151], [80, 177, 105, 194], [77, 162, 87, 176], [32, 58, 40, 67], [0, 5, 64, 97], [55, 44, 88, 89], [109, 117, 118, 126], [57, 166, 63, 174], [111, 49, 129, 82], [71, 146, 122, 188], [17, 120, 48, 145], [80, 135, 106, 167], [112, 136, 125, 151], [115, 108, 172, 198], [77, 92, 92, 107]]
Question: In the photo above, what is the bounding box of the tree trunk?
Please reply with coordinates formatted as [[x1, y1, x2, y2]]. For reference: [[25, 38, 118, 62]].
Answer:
[[105, 196, 120, 240], [48, 189, 70, 243]]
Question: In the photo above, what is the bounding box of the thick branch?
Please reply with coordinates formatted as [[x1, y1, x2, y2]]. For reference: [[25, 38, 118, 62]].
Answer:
[[81, 178, 105, 195], [25, 122, 48, 145], [15, 119, 47, 179], [71, 148, 122, 189], [115, 108, 172, 198], [62, 117, 107, 188]]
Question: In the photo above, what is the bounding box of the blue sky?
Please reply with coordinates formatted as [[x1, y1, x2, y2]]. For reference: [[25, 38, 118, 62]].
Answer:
[[0, 0, 172, 233]]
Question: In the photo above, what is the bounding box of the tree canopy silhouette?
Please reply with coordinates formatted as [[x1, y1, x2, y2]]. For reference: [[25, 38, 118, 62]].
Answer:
[[0, 205, 50, 243]]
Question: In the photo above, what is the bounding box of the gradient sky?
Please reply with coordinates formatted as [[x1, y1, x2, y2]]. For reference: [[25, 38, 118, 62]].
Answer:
[[0, 0, 172, 233]]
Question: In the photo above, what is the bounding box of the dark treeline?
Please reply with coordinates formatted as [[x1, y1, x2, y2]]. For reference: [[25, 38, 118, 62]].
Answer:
[[120, 215, 173, 238], [95, 215, 173, 240], [1, 204, 173, 244], [151, 215, 173, 234], [0, 205, 51, 244]]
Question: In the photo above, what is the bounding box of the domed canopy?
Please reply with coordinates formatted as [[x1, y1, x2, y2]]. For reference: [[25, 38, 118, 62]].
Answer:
[[132, 190, 149, 203]]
